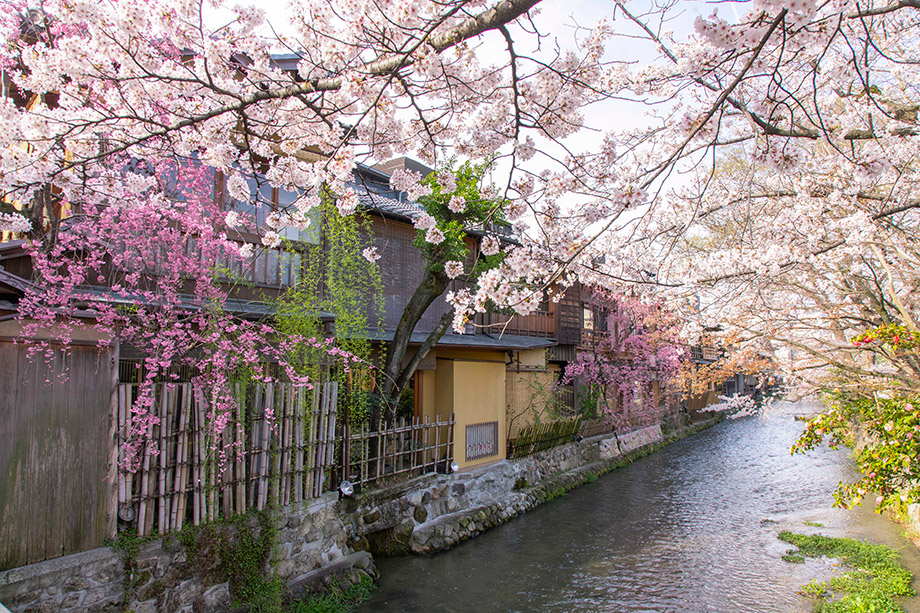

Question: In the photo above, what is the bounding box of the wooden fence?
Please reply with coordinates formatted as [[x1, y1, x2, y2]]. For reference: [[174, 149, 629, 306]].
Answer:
[[343, 415, 455, 489], [117, 379, 338, 536], [507, 416, 581, 459], [0, 341, 115, 570]]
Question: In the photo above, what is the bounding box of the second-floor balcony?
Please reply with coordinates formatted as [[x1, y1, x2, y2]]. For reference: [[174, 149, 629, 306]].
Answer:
[[474, 309, 555, 338]]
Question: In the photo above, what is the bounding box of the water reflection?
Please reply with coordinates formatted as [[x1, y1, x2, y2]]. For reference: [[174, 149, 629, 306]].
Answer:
[[361, 403, 920, 612]]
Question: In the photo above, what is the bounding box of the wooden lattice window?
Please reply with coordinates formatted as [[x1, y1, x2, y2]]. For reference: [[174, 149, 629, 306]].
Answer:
[[466, 421, 499, 461]]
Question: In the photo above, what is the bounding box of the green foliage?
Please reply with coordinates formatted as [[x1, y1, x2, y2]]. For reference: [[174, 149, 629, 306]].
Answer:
[[275, 189, 383, 425], [778, 531, 913, 612], [111, 529, 158, 560], [799, 579, 829, 598], [793, 392, 920, 511], [289, 575, 376, 613], [852, 324, 919, 352], [413, 160, 508, 276], [222, 512, 282, 612], [578, 383, 603, 420], [804, 521, 825, 527]]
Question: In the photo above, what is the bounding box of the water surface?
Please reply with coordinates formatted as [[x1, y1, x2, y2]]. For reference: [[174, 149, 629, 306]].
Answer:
[[362, 402, 920, 612]]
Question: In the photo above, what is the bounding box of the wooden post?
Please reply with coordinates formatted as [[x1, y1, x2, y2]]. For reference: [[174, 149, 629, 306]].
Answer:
[[107, 345, 120, 540]]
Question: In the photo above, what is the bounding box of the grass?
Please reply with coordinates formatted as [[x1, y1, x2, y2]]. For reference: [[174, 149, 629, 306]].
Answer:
[[289, 575, 376, 613], [803, 521, 825, 527], [778, 531, 913, 612]]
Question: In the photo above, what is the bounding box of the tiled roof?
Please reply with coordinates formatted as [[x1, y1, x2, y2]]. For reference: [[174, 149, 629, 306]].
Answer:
[[355, 190, 423, 222], [362, 329, 555, 351]]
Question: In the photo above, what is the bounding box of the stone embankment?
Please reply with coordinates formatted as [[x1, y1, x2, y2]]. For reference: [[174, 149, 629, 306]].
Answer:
[[0, 416, 721, 612]]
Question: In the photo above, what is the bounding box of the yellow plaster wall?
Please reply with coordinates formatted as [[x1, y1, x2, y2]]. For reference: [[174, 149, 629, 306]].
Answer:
[[434, 358, 454, 419], [505, 369, 556, 439], [418, 370, 438, 421], [513, 348, 546, 369], [452, 359, 506, 469]]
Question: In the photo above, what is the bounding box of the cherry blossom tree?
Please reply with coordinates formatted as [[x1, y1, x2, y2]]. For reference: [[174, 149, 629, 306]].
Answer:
[[378, 161, 511, 407], [4, 0, 920, 411], [561, 291, 683, 428]]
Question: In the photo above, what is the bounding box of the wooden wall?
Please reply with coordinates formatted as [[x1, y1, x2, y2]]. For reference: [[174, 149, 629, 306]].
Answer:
[[0, 340, 115, 570], [370, 217, 453, 332]]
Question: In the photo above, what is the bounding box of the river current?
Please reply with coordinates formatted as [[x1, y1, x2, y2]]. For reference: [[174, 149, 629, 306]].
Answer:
[[361, 402, 920, 612]]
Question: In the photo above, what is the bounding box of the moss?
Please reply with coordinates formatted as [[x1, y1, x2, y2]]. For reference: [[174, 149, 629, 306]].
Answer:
[[512, 477, 529, 490], [110, 529, 159, 606], [778, 531, 913, 612], [803, 521, 825, 527], [364, 522, 413, 558], [177, 510, 282, 612], [289, 574, 376, 613]]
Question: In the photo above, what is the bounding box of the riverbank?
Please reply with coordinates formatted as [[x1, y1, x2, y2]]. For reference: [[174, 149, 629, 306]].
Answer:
[[363, 402, 920, 612], [356, 414, 726, 558]]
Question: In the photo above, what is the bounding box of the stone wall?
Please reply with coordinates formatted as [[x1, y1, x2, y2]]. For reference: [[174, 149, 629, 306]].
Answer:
[[351, 424, 666, 556], [0, 420, 718, 612], [0, 499, 376, 613]]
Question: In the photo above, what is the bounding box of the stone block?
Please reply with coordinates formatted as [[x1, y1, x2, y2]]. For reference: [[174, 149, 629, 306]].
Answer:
[[60, 592, 84, 609], [132, 599, 159, 613], [194, 582, 230, 611]]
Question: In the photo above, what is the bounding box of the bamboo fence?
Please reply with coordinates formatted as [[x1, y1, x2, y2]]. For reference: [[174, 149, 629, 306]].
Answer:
[[117, 379, 338, 536], [507, 416, 582, 459], [342, 415, 455, 489]]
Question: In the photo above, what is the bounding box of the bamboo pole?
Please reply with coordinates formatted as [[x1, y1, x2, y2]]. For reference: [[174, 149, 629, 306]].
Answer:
[[171, 385, 189, 531], [281, 384, 293, 506], [195, 391, 208, 525], [157, 385, 169, 533], [235, 383, 246, 516], [258, 383, 273, 510], [222, 401, 233, 519], [271, 385, 284, 506], [192, 390, 200, 527], [137, 388, 154, 536], [117, 385, 127, 514], [249, 385, 263, 507], [325, 382, 337, 491], [293, 387, 304, 503], [310, 380, 321, 497]]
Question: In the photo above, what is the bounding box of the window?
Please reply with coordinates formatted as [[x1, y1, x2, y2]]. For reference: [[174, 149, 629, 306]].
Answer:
[[583, 307, 594, 331], [466, 421, 499, 461]]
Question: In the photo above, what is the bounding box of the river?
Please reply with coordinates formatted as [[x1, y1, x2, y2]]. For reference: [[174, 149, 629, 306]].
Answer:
[[360, 402, 920, 612]]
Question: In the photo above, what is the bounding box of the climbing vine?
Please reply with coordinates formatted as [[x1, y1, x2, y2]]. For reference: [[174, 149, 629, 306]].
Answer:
[[275, 188, 383, 425]]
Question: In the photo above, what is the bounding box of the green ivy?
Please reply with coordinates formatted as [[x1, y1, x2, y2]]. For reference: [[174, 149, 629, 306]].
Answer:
[[413, 159, 508, 278], [178, 510, 282, 612]]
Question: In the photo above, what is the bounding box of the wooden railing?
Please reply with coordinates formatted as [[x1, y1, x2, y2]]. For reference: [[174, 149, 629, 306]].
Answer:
[[475, 310, 555, 338], [342, 415, 455, 489]]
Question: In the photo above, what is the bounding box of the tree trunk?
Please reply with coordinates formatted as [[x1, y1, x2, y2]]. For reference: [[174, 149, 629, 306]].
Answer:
[[378, 265, 451, 414]]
